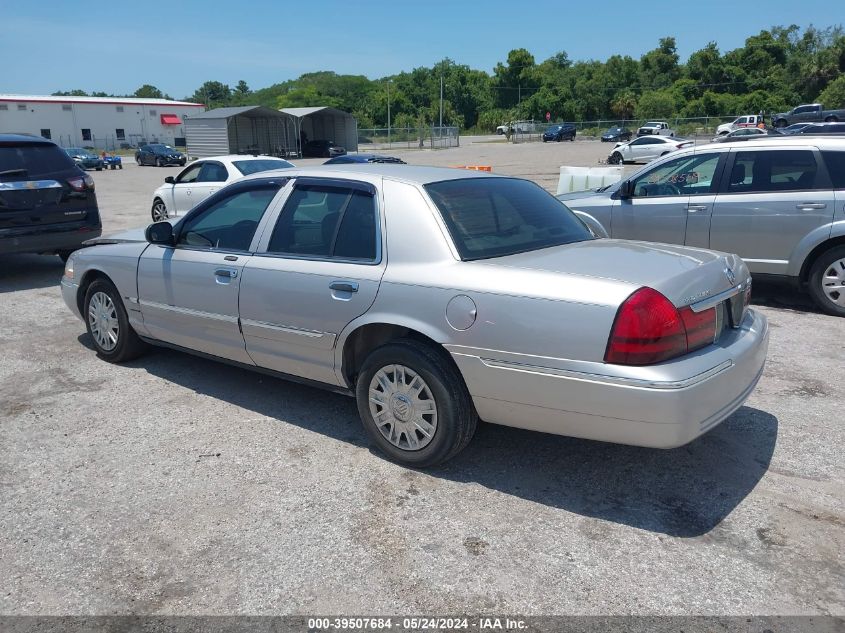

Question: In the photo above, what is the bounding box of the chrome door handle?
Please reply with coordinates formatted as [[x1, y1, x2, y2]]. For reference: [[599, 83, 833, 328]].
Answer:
[[330, 281, 359, 293], [796, 203, 826, 210], [214, 268, 238, 279], [687, 204, 708, 212]]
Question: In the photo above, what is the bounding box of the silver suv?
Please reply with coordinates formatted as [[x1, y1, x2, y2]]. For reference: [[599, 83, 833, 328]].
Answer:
[[559, 137, 845, 316]]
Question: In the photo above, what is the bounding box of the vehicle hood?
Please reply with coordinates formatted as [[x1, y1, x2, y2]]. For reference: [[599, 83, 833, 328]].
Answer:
[[473, 239, 747, 308], [82, 226, 159, 246]]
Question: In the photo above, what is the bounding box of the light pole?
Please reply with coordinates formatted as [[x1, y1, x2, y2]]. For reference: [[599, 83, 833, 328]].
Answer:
[[439, 76, 444, 128], [387, 80, 392, 148]]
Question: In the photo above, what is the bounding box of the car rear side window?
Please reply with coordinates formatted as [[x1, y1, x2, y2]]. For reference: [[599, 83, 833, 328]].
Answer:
[[822, 151, 845, 188], [0, 142, 76, 179], [177, 186, 279, 252], [425, 178, 592, 261], [267, 184, 377, 261], [725, 150, 824, 193], [197, 162, 228, 182]]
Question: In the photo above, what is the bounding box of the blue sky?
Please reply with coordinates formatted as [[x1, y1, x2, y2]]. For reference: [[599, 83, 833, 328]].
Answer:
[[1, 0, 839, 98]]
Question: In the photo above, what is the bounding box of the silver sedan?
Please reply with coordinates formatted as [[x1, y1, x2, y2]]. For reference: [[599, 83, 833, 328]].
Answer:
[[61, 165, 769, 466]]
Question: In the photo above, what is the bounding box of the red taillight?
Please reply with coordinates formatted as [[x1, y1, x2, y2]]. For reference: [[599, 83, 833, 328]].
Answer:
[[66, 174, 94, 192], [67, 176, 85, 191], [679, 305, 717, 351], [605, 288, 717, 366]]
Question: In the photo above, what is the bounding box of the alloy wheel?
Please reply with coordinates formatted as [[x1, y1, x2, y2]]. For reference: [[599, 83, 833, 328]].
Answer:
[[151, 201, 168, 222], [88, 291, 119, 351], [368, 364, 438, 451]]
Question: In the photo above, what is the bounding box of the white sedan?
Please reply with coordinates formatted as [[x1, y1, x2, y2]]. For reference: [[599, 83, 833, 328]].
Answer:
[[608, 136, 693, 165], [149, 155, 295, 221]]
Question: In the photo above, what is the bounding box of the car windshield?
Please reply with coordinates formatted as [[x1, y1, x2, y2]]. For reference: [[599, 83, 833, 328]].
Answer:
[[644, 122, 661, 127], [425, 178, 593, 261], [607, 128, 621, 133], [232, 159, 294, 175], [547, 125, 562, 132], [148, 144, 171, 153], [66, 148, 87, 155]]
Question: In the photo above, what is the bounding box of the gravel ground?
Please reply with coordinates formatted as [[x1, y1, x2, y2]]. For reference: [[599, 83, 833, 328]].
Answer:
[[0, 140, 843, 616]]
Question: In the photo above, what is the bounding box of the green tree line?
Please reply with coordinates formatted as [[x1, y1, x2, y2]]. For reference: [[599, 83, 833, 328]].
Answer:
[[54, 25, 845, 131]]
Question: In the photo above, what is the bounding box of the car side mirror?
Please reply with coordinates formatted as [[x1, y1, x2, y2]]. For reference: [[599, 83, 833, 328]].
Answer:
[[618, 180, 634, 199], [145, 221, 174, 245], [164, 176, 175, 184]]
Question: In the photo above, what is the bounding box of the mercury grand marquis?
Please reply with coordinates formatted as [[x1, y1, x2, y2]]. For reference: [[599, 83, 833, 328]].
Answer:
[[61, 165, 769, 466]]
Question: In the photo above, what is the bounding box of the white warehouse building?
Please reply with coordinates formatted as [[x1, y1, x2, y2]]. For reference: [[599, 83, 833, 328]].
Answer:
[[0, 94, 205, 149]]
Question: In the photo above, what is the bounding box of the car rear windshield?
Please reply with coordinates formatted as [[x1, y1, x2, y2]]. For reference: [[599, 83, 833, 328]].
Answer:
[[232, 159, 294, 176], [424, 178, 593, 261], [0, 142, 76, 179]]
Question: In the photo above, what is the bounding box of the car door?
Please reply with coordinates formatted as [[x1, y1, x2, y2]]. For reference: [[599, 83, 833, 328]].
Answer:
[[628, 137, 660, 162], [191, 161, 229, 207], [137, 180, 287, 363], [170, 161, 204, 215], [613, 150, 725, 246], [239, 177, 385, 385], [709, 147, 836, 275]]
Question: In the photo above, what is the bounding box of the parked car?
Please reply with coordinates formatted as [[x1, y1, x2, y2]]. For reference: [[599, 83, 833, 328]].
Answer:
[[302, 140, 346, 158], [797, 122, 845, 135], [149, 154, 295, 221], [716, 115, 765, 136], [102, 153, 122, 170], [637, 121, 675, 137], [64, 147, 103, 171], [601, 126, 632, 142], [774, 123, 814, 135], [711, 128, 770, 143], [559, 137, 845, 316], [135, 144, 186, 167], [607, 136, 693, 164], [496, 121, 532, 135], [324, 154, 406, 165], [62, 165, 768, 466], [771, 103, 845, 128], [542, 123, 577, 142], [0, 134, 101, 260]]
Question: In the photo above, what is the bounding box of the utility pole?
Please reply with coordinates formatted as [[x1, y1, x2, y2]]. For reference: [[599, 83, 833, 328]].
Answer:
[[439, 76, 444, 128], [387, 80, 392, 148]]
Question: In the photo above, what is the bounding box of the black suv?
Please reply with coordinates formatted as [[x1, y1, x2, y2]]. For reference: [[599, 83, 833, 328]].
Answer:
[[0, 134, 102, 260], [135, 143, 186, 167]]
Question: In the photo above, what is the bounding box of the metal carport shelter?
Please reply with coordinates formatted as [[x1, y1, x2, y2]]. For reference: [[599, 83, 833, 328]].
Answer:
[[281, 107, 358, 155], [184, 106, 297, 158]]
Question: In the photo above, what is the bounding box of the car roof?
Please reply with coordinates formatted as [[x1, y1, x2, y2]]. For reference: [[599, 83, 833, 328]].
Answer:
[[240, 164, 499, 186], [681, 135, 845, 153], [193, 154, 289, 162], [0, 133, 57, 145]]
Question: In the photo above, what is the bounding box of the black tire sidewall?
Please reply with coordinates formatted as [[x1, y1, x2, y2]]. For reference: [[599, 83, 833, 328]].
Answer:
[[83, 279, 135, 361], [356, 341, 474, 467], [808, 246, 845, 317]]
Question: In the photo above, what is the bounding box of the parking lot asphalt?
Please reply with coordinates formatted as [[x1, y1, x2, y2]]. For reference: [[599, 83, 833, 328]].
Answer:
[[1, 140, 843, 615]]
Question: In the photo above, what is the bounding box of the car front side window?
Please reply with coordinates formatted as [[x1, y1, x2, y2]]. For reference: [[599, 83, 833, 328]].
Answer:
[[631, 153, 722, 198], [176, 163, 203, 184], [177, 186, 280, 252]]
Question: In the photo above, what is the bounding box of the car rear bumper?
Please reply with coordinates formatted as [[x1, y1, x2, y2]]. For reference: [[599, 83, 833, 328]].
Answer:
[[448, 308, 769, 449], [0, 222, 102, 255]]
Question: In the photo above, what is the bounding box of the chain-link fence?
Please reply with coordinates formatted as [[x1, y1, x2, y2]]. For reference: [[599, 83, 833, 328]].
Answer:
[[506, 116, 745, 143], [54, 133, 186, 152], [357, 126, 460, 151]]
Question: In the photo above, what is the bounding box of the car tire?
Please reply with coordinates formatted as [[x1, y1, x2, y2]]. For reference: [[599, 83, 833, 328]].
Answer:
[[807, 245, 845, 317], [136, 157, 142, 165], [825, 116, 839, 123], [355, 339, 477, 467], [83, 278, 148, 363], [156, 158, 164, 167], [151, 199, 169, 222], [610, 152, 623, 165], [118, 164, 123, 169]]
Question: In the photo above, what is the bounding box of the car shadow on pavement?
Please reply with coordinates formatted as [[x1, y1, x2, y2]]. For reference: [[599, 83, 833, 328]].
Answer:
[[123, 343, 777, 539], [750, 279, 820, 313], [0, 254, 64, 293], [432, 406, 778, 538]]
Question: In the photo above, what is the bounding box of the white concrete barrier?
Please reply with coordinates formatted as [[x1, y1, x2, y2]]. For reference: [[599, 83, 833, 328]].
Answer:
[[557, 165, 624, 195]]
